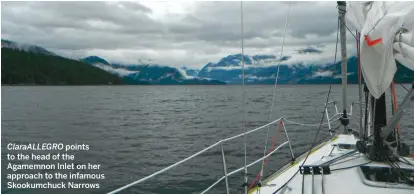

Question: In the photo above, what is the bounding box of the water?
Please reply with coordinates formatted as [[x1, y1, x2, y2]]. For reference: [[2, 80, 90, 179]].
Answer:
[[2, 85, 413, 194]]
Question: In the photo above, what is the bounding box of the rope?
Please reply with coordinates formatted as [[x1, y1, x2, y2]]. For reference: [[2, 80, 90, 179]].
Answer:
[[248, 120, 283, 190], [400, 84, 409, 92], [365, 14, 387, 36], [259, 2, 292, 188], [391, 80, 400, 133], [272, 170, 299, 194], [330, 160, 373, 171], [273, 8, 342, 194], [301, 16, 340, 194], [271, 131, 335, 194], [338, 16, 357, 41], [240, 2, 248, 193]]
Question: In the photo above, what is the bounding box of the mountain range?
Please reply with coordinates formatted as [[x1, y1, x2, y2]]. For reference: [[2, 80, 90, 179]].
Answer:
[[82, 47, 412, 85], [2, 39, 413, 85], [80, 56, 225, 85], [196, 47, 413, 84]]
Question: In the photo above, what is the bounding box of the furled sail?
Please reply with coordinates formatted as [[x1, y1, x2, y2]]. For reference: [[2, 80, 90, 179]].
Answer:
[[346, 1, 414, 98]]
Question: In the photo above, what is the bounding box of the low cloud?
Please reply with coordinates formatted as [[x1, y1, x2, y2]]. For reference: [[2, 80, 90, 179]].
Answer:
[[1, 1, 357, 68]]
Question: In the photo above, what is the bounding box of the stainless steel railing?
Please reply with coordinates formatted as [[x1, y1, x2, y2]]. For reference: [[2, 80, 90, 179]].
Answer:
[[108, 118, 286, 194]]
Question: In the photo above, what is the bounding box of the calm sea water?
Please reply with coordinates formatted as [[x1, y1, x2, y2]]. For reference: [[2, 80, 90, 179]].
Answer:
[[2, 85, 413, 194]]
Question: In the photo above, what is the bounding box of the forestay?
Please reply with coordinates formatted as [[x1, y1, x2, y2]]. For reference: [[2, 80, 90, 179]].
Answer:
[[346, 1, 414, 98]]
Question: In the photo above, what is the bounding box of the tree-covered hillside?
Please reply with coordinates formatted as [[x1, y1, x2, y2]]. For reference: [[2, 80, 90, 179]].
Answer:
[[1, 48, 123, 85]]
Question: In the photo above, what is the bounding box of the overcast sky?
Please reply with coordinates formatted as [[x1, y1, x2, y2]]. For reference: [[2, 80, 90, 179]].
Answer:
[[1, 1, 357, 68]]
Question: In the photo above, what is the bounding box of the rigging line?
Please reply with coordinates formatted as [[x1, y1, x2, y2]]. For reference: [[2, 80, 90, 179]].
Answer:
[[271, 130, 337, 194], [392, 159, 404, 177], [328, 144, 336, 156], [338, 16, 358, 41], [274, 27, 342, 194], [302, 16, 339, 167], [400, 84, 409, 92], [363, 87, 370, 141], [398, 156, 414, 166], [271, 169, 299, 194], [301, 16, 340, 194], [248, 121, 283, 191], [394, 160, 414, 182], [365, 14, 387, 36], [245, 8, 356, 82], [330, 160, 373, 171], [329, 154, 365, 166], [349, 2, 389, 38], [259, 0, 292, 186], [272, 8, 342, 194], [240, 2, 248, 193], [301, 170, 305, 194], [390, 133, 413, 142], [391, 81, 401, 134], [385, 157, 402, 178]]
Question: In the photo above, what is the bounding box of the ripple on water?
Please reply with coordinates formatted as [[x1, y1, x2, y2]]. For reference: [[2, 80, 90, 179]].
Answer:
[[1, 85, 413, 194]]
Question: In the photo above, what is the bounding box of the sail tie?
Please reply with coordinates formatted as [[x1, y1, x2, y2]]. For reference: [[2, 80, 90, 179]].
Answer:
[[364, 35, 383, 47]]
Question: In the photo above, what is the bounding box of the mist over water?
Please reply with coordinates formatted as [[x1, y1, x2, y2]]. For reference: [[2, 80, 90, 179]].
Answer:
[[2, 85, 413, 194]]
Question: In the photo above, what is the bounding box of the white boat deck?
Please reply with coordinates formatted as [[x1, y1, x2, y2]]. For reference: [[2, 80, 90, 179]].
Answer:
[[250, 134, 414, 194]]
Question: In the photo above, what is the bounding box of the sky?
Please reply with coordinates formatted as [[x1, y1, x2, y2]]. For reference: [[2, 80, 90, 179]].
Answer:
[[1, 1, 357, 69]]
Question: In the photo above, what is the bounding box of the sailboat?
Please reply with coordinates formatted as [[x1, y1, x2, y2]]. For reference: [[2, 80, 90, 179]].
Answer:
[[108, 1, 414, 194]]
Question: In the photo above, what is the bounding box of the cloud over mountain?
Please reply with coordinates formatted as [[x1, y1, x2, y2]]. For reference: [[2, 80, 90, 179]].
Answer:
[[1, 1, 357, 68]]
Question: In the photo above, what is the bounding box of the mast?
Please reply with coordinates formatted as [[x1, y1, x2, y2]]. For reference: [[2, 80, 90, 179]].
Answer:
[[357, 31, 364, 139], [337, 1, 349, 133]]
